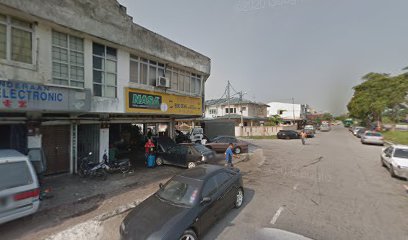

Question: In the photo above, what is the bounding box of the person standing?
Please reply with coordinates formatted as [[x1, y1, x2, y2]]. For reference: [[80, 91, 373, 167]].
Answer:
[[300, 130, 306, 145], [224, 143, 239, 168]]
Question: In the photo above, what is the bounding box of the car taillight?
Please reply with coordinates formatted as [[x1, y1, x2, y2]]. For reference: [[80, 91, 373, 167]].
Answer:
[[14, 188, 40, 201]]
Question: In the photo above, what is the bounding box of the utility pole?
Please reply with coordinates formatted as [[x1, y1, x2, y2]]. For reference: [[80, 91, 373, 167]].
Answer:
[[239, 91, 244, 127], [227, 81, 230, 119], [292, 97, 296, 126]]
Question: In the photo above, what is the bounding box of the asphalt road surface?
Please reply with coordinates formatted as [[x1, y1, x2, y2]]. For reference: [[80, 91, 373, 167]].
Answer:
[[203, 126, 408, 240], [10, 126, 407, 240]]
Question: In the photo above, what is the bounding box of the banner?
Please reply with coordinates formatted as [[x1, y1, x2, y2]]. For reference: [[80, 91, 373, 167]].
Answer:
[[125, 88, 202, 116]]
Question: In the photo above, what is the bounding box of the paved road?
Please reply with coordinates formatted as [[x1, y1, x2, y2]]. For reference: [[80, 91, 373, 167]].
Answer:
[[204, 126, 408, 240], [12, 126, 408, 239]]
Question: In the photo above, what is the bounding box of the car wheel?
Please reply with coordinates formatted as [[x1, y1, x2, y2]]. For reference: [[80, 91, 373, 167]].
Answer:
[[179, 229, 197, 240], [234, 187, 244, 208], [156, 157, 164, 166], [234, 147, 242, 154], [187, 162, 196, 169]]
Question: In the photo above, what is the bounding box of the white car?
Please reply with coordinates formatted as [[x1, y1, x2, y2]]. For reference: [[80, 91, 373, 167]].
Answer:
[[361, 131, 384, 145], [381, 145, 408, 179], [0, 150, 40, 224]]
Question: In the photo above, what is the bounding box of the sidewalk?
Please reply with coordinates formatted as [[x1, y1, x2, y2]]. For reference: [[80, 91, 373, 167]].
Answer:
[[38, 165, 182, 220]]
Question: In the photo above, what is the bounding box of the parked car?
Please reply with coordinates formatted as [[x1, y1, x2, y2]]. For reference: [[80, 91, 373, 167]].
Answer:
[[120, 164, 244, 240], [0, 149, 40, 224], [352, 126, 365, 136], [205, 136, 248, 154], [304, 129, 315, 138], [175, 130, 190, 144], [277, 130, 299, 139], [155, 137, 212, 169], [361, 131, 384, 145], [320, 124, 331, 132], [381, 145, 408, 179], [304, 125, 316, 134], [356, 128, 367, 138]]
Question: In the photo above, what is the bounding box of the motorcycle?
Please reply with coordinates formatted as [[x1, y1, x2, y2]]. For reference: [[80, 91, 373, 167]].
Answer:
[[102, 151, 131, 174], [78, 152, 107, 180]]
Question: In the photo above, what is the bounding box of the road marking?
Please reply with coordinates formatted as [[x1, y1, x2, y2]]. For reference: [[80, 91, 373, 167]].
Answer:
[[270, 206, 285, 225], [293, 183, 299, 190]]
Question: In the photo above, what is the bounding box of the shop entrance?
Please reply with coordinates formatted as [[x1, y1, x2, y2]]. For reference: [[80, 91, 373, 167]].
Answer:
[[0, 124, 27, 153], [41, 125, 70, 175]]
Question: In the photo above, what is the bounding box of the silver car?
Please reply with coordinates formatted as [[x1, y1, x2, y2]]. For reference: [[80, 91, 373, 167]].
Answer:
[[0, 150, 40, 224], [381, 145, 408, 179], [361, 131, 384, 145], [352, 126, 365, 136]]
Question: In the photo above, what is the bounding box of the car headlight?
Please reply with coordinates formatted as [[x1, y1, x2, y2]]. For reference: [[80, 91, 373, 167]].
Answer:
[[202, 156, 207, 161]]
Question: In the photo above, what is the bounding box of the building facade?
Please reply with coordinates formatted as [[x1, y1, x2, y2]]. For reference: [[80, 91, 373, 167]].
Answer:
[[0, 0, 211, 174], [267, 102, 303, 123], [205, 98, 268, 126]]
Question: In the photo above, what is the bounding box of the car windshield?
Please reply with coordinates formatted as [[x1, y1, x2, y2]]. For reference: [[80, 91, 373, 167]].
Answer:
[[394, 149, 408, 159], [0, 161, 33, 191], [156, 179, 200, 207]]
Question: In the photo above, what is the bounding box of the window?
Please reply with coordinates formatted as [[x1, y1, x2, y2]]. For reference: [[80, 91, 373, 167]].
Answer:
[[202, 177, 218, 197], [129, 56, 165, 87], [209, 109, 217, 115], [129, 56, 139, 83], [52, 31, 84, 87], [0, 14, 33, 64], [93, 42, 117, 97], [226, 108, 236, 114]]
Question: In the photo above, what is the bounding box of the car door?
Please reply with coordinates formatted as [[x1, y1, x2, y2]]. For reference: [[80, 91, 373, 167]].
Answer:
[[197, 176, 219, 235], [177, 146, 189, 167], [214, 171, 236, 217], [163, 147, 179, 165], [213, 137, 226, 152]]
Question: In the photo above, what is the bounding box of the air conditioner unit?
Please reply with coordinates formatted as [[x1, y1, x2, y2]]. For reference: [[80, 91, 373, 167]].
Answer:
[[156, 76, 170, 88]]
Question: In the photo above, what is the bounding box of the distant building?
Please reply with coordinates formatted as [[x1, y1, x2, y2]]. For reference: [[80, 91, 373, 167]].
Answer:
[[205, 97, 269, 126], [267, 102, 304, 123]]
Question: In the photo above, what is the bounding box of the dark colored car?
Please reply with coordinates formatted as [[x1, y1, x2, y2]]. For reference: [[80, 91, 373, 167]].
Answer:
[[120, 165, 244, 240], [205, 136, 248, 154], [277, 130, 299, 139], [155, 137, 214, 169], [175, 130, 190, 144]]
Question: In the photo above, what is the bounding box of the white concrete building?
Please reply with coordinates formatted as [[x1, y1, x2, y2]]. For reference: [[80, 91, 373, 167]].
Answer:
[[267, 102, 302, 121], [0, 0, 210, 174], [205, 98, 268, 126]]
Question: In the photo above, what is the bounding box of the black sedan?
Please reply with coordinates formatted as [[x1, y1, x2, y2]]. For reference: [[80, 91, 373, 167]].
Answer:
[[155, 137, 216, 168], [120, 165, 244, 240], [277, 130, 300, 139]]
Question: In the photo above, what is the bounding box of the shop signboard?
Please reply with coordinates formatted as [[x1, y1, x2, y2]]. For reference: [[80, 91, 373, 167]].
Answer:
[[0, 80, 91, 112], [125, 88, 202, 116]]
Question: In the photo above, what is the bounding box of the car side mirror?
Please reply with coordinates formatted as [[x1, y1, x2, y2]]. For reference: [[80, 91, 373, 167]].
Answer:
[[159, 183, 164, 189], [385, 154, 391, 158], [200, 196, 211, 205]]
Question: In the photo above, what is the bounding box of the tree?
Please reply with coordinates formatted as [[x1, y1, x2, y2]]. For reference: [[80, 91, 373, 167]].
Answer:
[[347, 72, 408, 130], [265, 115, 283, 126]]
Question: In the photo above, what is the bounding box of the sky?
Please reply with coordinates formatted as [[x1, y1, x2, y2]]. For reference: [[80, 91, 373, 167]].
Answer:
[[118, 0, 408, 115]]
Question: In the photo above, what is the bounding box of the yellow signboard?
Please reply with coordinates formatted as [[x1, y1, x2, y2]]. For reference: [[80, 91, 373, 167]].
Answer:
[[125, 88, 202, 116]]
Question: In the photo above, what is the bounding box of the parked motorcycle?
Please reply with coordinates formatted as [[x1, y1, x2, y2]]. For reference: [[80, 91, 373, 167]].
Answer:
[[78, 152, 107, 180], [102, 152, 131, 174]]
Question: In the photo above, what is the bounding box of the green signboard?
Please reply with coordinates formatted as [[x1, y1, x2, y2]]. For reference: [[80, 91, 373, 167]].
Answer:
[[128, 91, 162, 109]]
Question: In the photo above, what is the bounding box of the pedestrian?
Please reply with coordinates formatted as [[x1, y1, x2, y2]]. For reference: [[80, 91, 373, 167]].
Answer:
[[144, 138, 155, 159], [300, 130, 306, 145], [224, 143, 239, 168]]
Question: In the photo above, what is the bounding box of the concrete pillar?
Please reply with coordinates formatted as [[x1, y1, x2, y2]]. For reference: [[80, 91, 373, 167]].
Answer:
[[169, 119, 175, 140], [70, 123, 78, 174], [99, 127, 109, 162]]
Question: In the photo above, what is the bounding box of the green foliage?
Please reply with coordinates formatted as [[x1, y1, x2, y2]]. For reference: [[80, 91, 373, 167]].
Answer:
[[347, 72, 408, 124], [265, 115, 283, 126]]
